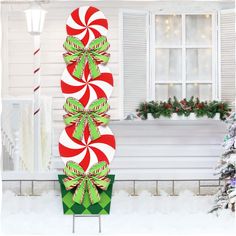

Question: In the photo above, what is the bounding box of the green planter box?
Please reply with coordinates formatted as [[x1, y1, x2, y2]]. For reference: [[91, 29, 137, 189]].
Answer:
[[58, 174, 115, 215]]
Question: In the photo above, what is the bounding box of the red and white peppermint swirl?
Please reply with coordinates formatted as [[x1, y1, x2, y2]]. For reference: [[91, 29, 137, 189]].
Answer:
[[59, 125, 116, 172], [61, 63, 113, 108], [66, 6, 108, 47]]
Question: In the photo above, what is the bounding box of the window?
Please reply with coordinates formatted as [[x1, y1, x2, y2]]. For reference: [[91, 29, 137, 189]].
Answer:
[[121, 10, 235, 116], [152, 13, 217, 101]]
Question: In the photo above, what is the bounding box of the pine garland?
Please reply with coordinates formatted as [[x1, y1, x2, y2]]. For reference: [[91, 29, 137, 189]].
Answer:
[[136, 97, 231, 121]]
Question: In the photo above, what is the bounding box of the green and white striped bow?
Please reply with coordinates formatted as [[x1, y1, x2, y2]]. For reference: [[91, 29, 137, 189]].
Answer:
[[63, 161, 110, 205], [63, 97, 110, 141], [63, 36, 110, 79]]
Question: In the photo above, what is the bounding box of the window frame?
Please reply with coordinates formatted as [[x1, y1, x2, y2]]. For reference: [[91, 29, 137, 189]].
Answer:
[[149, 11, 218, 101]]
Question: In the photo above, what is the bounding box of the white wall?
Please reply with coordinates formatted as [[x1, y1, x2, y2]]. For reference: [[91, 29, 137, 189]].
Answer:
[[51, 120, 227, 180], [2, 1, 234, 117], [1, 1, 234, 180]]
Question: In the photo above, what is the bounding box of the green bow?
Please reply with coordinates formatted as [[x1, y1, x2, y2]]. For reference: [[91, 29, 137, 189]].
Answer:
[[63, 97, 110, 141], [63, 36, 110, 79], [63, 161, 110, 205]]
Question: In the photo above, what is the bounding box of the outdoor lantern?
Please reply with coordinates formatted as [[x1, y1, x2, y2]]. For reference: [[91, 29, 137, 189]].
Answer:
[[24, 2, 46, 171], [24, 2, 46, 35]]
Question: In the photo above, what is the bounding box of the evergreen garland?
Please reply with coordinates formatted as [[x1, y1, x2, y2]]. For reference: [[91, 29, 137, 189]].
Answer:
[[136, 97, 231, 121]]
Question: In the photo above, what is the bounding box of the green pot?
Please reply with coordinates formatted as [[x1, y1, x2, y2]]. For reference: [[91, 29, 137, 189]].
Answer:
[[58, 174, 115, 215]]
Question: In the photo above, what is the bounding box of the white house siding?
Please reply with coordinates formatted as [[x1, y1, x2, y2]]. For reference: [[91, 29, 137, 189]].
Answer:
[[51, 120, 227, 180], [1, 1, 234, 180]]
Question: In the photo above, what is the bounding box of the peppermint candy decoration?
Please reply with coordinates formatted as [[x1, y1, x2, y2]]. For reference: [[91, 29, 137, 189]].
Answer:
[[61, 63, 113, 108], [59, 124, 116, 172], [66, 6, 108, 47]]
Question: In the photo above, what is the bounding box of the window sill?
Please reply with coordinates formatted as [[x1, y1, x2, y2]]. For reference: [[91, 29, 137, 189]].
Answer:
[[110, 116, 225, 127], [147, 113, 221, 121]]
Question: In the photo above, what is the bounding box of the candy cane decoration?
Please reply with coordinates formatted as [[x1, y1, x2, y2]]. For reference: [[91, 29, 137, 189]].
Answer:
[[33, 35, 41, 170]]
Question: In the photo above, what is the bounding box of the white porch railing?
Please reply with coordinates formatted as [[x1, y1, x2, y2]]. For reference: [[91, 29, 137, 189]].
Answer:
[[1, 97, 52, 171], [1, 128, 23, 170], [1, 99, 30, 171]]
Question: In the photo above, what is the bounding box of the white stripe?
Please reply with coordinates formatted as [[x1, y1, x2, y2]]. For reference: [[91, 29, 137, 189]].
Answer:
[[59, 128, 85, 150], [63, 148, 87, 167], [89, 25, 108, 37], [79, 6, 89, 26], [86, 148, 98, 173], [63, 86, 87, 100], [84, 85, 97, 109], [61, 68, 85, 86], [86, 28, 95, 47], [89, 80, 113, 98], [87, 11, 106, 25], [67, 14, 85, 29], [75, 29, 87, 41], [89, 143, 115, 164]]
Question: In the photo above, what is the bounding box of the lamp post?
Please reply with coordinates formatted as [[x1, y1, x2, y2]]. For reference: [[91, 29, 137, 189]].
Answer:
[[25, 2, 46, 171]]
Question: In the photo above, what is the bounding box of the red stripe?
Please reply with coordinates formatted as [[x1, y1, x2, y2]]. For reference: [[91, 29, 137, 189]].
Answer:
[[90, 134, 116, 149], [81, 29, 90, 47], [66, 25, 85, 36], [59, 143, 85, 157], [90, 83, 107, 99], [89, 26, 102, 39], [79, 86, 90, 108], [93, 73, 114, 86], [34, 68, 40, 74], [34, 86, 40, 92], [78, 148, 90, 171], [61, 80, 85, 94], [34, 109, 40, 115], [89, 146, 109, 164], [71, 8, 85, 28], [89, 19, 108, 29], [85, 6, 99, 25], [83, 125, 90, 145], [34, 48, 40, 55]]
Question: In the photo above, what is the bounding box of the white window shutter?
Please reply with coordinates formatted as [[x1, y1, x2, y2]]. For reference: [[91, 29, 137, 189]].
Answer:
[[121, 10, 149, 117], [219, 9, 236, 111]]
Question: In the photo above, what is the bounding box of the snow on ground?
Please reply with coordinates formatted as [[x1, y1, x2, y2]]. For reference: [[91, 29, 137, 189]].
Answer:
[[1, 190, 236, 235]]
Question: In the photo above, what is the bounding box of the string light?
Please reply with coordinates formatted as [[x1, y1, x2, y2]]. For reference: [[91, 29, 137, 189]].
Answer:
[[155, 14, 212, 101]]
